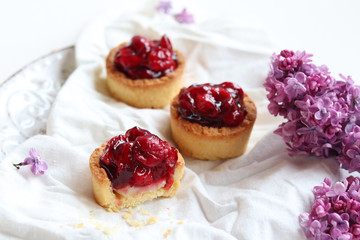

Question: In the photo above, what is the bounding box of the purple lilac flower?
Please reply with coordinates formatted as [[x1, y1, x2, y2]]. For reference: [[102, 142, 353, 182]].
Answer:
[[313, 177, 332, 196], [156, 0, 172, 14], [326, 181, 347, 197], [300, 177, 360, 240], [264, 49, 360, 170], [308, 97, 332, 124], [346, 84, 360, 112], [310, 220, 332, 240], [305, 72, 334, 96], [264, 50, 313, 118], [174, 8, 194, 24], [13, 148, 48, 175], [284, 72, 307, 100], [337, 125, 360, 172]]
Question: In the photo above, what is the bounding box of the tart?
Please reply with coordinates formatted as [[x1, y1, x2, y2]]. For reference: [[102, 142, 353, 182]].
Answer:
[[106, 35, 185, 108], [170, 82, 257, 160], [89, 127, 185, 212]]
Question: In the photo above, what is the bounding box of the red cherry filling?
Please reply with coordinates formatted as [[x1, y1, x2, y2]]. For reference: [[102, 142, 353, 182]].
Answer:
[[100, 127, 178, 189], [178, 82, 247, 128], [114, 35, 178, 79]]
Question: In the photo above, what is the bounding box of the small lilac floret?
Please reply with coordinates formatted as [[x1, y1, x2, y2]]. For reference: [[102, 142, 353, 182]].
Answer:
[[156, 0, 172, 14], [174, 8, 194, 24], [13, 148, 48, 175]]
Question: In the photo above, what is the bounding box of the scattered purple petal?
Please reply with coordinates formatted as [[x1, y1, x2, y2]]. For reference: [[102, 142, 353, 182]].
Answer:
[[156, 0, 172, 14], [13, 148, 48, 175], [174, 8, 194, 24]]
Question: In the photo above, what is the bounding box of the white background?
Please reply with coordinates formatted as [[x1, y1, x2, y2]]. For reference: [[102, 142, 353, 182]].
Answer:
[[0, 0, 360, 85]]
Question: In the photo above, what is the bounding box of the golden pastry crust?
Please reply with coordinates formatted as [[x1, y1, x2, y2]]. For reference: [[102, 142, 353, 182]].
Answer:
[[89, 142, 185, 212], [106, 42, 185, 108], [170, 93, 257, 160]]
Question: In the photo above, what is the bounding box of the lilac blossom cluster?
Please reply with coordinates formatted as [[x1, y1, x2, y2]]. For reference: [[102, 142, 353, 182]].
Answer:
[[299, 177, 360, 240], [264, 50, 360, 172]]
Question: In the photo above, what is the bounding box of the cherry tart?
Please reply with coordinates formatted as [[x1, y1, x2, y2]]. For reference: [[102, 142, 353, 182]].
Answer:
[[170, 82, 257, 160], [89, 127, 185, 212], [106, 35, 185, 108]]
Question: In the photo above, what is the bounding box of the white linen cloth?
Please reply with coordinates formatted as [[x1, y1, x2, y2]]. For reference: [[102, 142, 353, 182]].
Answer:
[[0, 1, 353, 239]]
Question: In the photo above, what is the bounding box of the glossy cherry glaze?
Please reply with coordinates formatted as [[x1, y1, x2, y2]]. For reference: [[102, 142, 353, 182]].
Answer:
[[114, 35, 178, 79], [100, 127, 178, 189], [178, 82, 247, 128]]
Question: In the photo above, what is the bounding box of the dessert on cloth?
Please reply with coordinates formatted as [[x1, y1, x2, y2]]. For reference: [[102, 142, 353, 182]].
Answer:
[[89, 127, 184, 211], [106, 35, 185, 108], [0, 1, 344, 239], [170, 82, 256, 160]]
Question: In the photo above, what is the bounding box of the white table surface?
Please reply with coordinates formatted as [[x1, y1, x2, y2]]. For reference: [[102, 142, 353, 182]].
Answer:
[[1, 0, 360, 85]]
